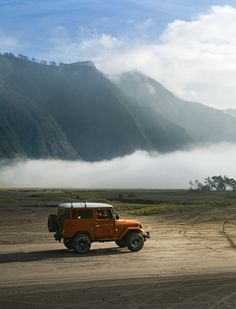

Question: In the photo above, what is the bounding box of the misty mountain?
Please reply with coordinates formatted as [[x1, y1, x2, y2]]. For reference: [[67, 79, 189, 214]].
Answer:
[[225, 109, 236, 119], [0, 77, 77, 160], [0, 54, 190, 161], [117, 71, 236, 144]]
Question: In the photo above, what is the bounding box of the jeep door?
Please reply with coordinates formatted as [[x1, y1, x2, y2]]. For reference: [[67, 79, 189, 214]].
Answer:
[[94, 208, 115, 240], [65, 208, 94, 239]]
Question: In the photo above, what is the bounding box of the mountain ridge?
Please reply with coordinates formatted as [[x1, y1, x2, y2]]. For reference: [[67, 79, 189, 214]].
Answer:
[[117, 71, 236, 145], [0, 53, 236, 161]]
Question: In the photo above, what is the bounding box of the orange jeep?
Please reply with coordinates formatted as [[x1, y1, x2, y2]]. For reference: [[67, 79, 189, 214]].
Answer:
[[48, 202, 150, 253]]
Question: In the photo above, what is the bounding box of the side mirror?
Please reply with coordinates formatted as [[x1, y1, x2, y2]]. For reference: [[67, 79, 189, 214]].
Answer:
[[115, 214, 120, 220]]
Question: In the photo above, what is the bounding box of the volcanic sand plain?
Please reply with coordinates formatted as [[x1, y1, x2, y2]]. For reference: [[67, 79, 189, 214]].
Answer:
[[1, 189, 236, 308]]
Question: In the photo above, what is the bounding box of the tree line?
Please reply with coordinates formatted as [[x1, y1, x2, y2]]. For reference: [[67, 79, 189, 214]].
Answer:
[[0, 52, 61, 67], [189, 175, 236, 192]]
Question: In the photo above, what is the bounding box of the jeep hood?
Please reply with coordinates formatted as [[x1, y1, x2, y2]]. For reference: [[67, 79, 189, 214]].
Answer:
[[117, 219, 139, 226]]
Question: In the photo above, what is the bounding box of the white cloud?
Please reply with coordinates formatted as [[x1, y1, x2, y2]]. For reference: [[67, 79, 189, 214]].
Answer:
[[97, 5, 236, 110], [80, 34, 123, 51], [48, 31, 124, 63], [49, 5, 236, 109], [1, 143, 236, 188]]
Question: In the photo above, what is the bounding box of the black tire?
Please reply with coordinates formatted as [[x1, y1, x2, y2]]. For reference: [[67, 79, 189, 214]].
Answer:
[[126, 233, 144, 252], [48, 214, 58, 232], [115, 239, 127, 248], [64, 239, 74, 249], [73, 234, 91, 253]]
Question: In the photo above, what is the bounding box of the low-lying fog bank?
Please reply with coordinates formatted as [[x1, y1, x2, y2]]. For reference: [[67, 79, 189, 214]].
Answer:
[[0, 143, 235, 188]]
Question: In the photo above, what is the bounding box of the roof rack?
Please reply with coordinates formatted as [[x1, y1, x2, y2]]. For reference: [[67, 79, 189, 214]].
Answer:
[[58, 202, 113, 209]]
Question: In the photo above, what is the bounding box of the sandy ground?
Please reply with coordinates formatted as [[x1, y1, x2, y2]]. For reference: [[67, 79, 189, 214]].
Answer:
[[1, 204, 236, 308]]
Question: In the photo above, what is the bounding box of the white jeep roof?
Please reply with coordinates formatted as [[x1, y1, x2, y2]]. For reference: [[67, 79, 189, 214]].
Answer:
[[58, 202, 113, 209]]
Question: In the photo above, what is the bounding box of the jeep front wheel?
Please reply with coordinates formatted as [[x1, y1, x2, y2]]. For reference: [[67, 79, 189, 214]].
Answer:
[[115, 239, 126, 248], [126, 233, 144, 252], [73, 234, 91, 253]]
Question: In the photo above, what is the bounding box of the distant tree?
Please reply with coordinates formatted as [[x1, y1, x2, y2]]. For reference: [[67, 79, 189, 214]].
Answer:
[[211, 176, 226, 192], [3, 52, 15, 57], [189, 179, 205, 191], [224, 176, 236, 191], [31, 58, 37, 63], [8, 52, 15, 57], [188, 181, 194, 191], [203, 177, 213, 191], [40, 60, 47, 65], [49, 61, 57, 66], [18, 54, 29, 61], [189, 175, 236, 192]]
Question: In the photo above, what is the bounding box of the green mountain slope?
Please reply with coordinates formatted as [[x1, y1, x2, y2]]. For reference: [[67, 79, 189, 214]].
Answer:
[[118, 71, 236, 144], [0, 55, 191, 161], [225, 109, 236, 119], [1, 54, 234, 162], [0, 80, 78, 159]]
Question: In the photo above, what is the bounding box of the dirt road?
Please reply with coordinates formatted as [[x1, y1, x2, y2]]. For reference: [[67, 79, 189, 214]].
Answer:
[[1, 204, 236, 308]]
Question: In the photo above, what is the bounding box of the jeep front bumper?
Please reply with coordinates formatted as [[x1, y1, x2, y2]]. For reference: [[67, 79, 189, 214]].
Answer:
[[143, 231, 150, 240]]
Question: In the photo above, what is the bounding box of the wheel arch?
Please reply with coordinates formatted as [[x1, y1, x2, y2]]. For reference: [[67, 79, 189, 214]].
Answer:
[[72, 231, 93, 242], [120, 229, 142, 241]]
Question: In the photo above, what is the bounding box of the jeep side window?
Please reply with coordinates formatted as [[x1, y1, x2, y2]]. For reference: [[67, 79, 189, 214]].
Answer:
[[72, 209, 93, 219], [78, 209, 93, 219], [96, 209, 113, 219]]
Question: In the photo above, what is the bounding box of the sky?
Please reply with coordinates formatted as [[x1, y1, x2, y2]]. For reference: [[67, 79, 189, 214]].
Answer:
[[1, 0, 236, 108]]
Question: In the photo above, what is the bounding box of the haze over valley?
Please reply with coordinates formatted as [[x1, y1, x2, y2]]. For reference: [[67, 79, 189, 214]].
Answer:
[[0, 143, 235, 188]]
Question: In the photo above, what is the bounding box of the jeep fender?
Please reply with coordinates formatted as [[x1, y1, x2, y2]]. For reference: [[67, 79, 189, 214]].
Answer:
[[71, 231, 93, 242], [120, 228, 143, 241]]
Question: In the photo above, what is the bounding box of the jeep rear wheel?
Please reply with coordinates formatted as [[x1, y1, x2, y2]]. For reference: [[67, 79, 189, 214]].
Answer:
[[64, 239, 73, 249], [73, 234, 91, 253], [115, 239, 126, 248], [48, 214, 58, 232], [126, 233, 144, 252]]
